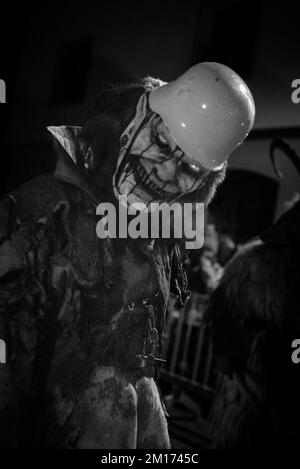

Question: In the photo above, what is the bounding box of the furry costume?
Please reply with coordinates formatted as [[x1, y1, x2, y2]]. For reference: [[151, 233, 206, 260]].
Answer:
[[206, 194, 300, 448], [0, 78, 226, 449]]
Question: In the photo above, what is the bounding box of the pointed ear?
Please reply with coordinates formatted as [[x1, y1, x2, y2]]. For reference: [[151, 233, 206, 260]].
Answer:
[[47, 125, 83, 164]]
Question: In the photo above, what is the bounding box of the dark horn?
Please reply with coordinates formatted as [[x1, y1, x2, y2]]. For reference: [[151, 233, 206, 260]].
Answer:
[[270, 138, 300, 178]]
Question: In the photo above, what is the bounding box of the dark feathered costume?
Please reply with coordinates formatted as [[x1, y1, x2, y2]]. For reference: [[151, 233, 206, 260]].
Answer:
[[206, 198, 300, 448]]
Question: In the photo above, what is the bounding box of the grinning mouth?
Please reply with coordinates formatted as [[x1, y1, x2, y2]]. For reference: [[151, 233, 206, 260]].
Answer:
[[134, 162, 178, 200], [115, 154, 182, 204]]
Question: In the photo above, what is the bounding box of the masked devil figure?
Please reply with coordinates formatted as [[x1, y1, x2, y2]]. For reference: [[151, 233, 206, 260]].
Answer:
[[0, 63, 254, 448]]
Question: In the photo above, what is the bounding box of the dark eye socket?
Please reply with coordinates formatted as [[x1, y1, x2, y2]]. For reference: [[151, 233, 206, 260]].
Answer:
[[153, 130, 170, 152], [180, 161, 202, 177]]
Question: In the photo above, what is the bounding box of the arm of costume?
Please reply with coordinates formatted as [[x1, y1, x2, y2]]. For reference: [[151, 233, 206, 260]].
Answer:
[[0, 195, 31, 447], [169, 244, 190, 308], [0, 194, 73, 447]]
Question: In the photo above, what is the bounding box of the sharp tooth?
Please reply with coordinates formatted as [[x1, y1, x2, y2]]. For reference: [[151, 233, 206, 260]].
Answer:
[[138, 165, 149, 184], [136, 164, 171, 199]]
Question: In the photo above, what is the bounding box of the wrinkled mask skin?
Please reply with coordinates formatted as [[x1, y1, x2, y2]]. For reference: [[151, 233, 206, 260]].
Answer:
[[113, 95, 213, 213]]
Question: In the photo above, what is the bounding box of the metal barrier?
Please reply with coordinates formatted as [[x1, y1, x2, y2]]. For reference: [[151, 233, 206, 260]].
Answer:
[[160, 292, 215, 448], [161, 292, 215, 395]]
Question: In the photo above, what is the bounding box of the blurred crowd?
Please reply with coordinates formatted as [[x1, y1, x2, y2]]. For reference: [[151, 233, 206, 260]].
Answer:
[[186, 221, 237, 295]]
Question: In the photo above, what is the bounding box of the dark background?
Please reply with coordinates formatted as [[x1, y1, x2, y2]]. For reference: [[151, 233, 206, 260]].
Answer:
[[0, 0, 299, 449], [0, 0, 300, 241]]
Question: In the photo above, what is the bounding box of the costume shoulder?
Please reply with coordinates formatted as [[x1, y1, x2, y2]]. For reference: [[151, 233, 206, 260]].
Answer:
[[8, 173, 71, 225], [206, 202, 300, 335], [206, 237, 287, 329], [0, 173, 71, 278]]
